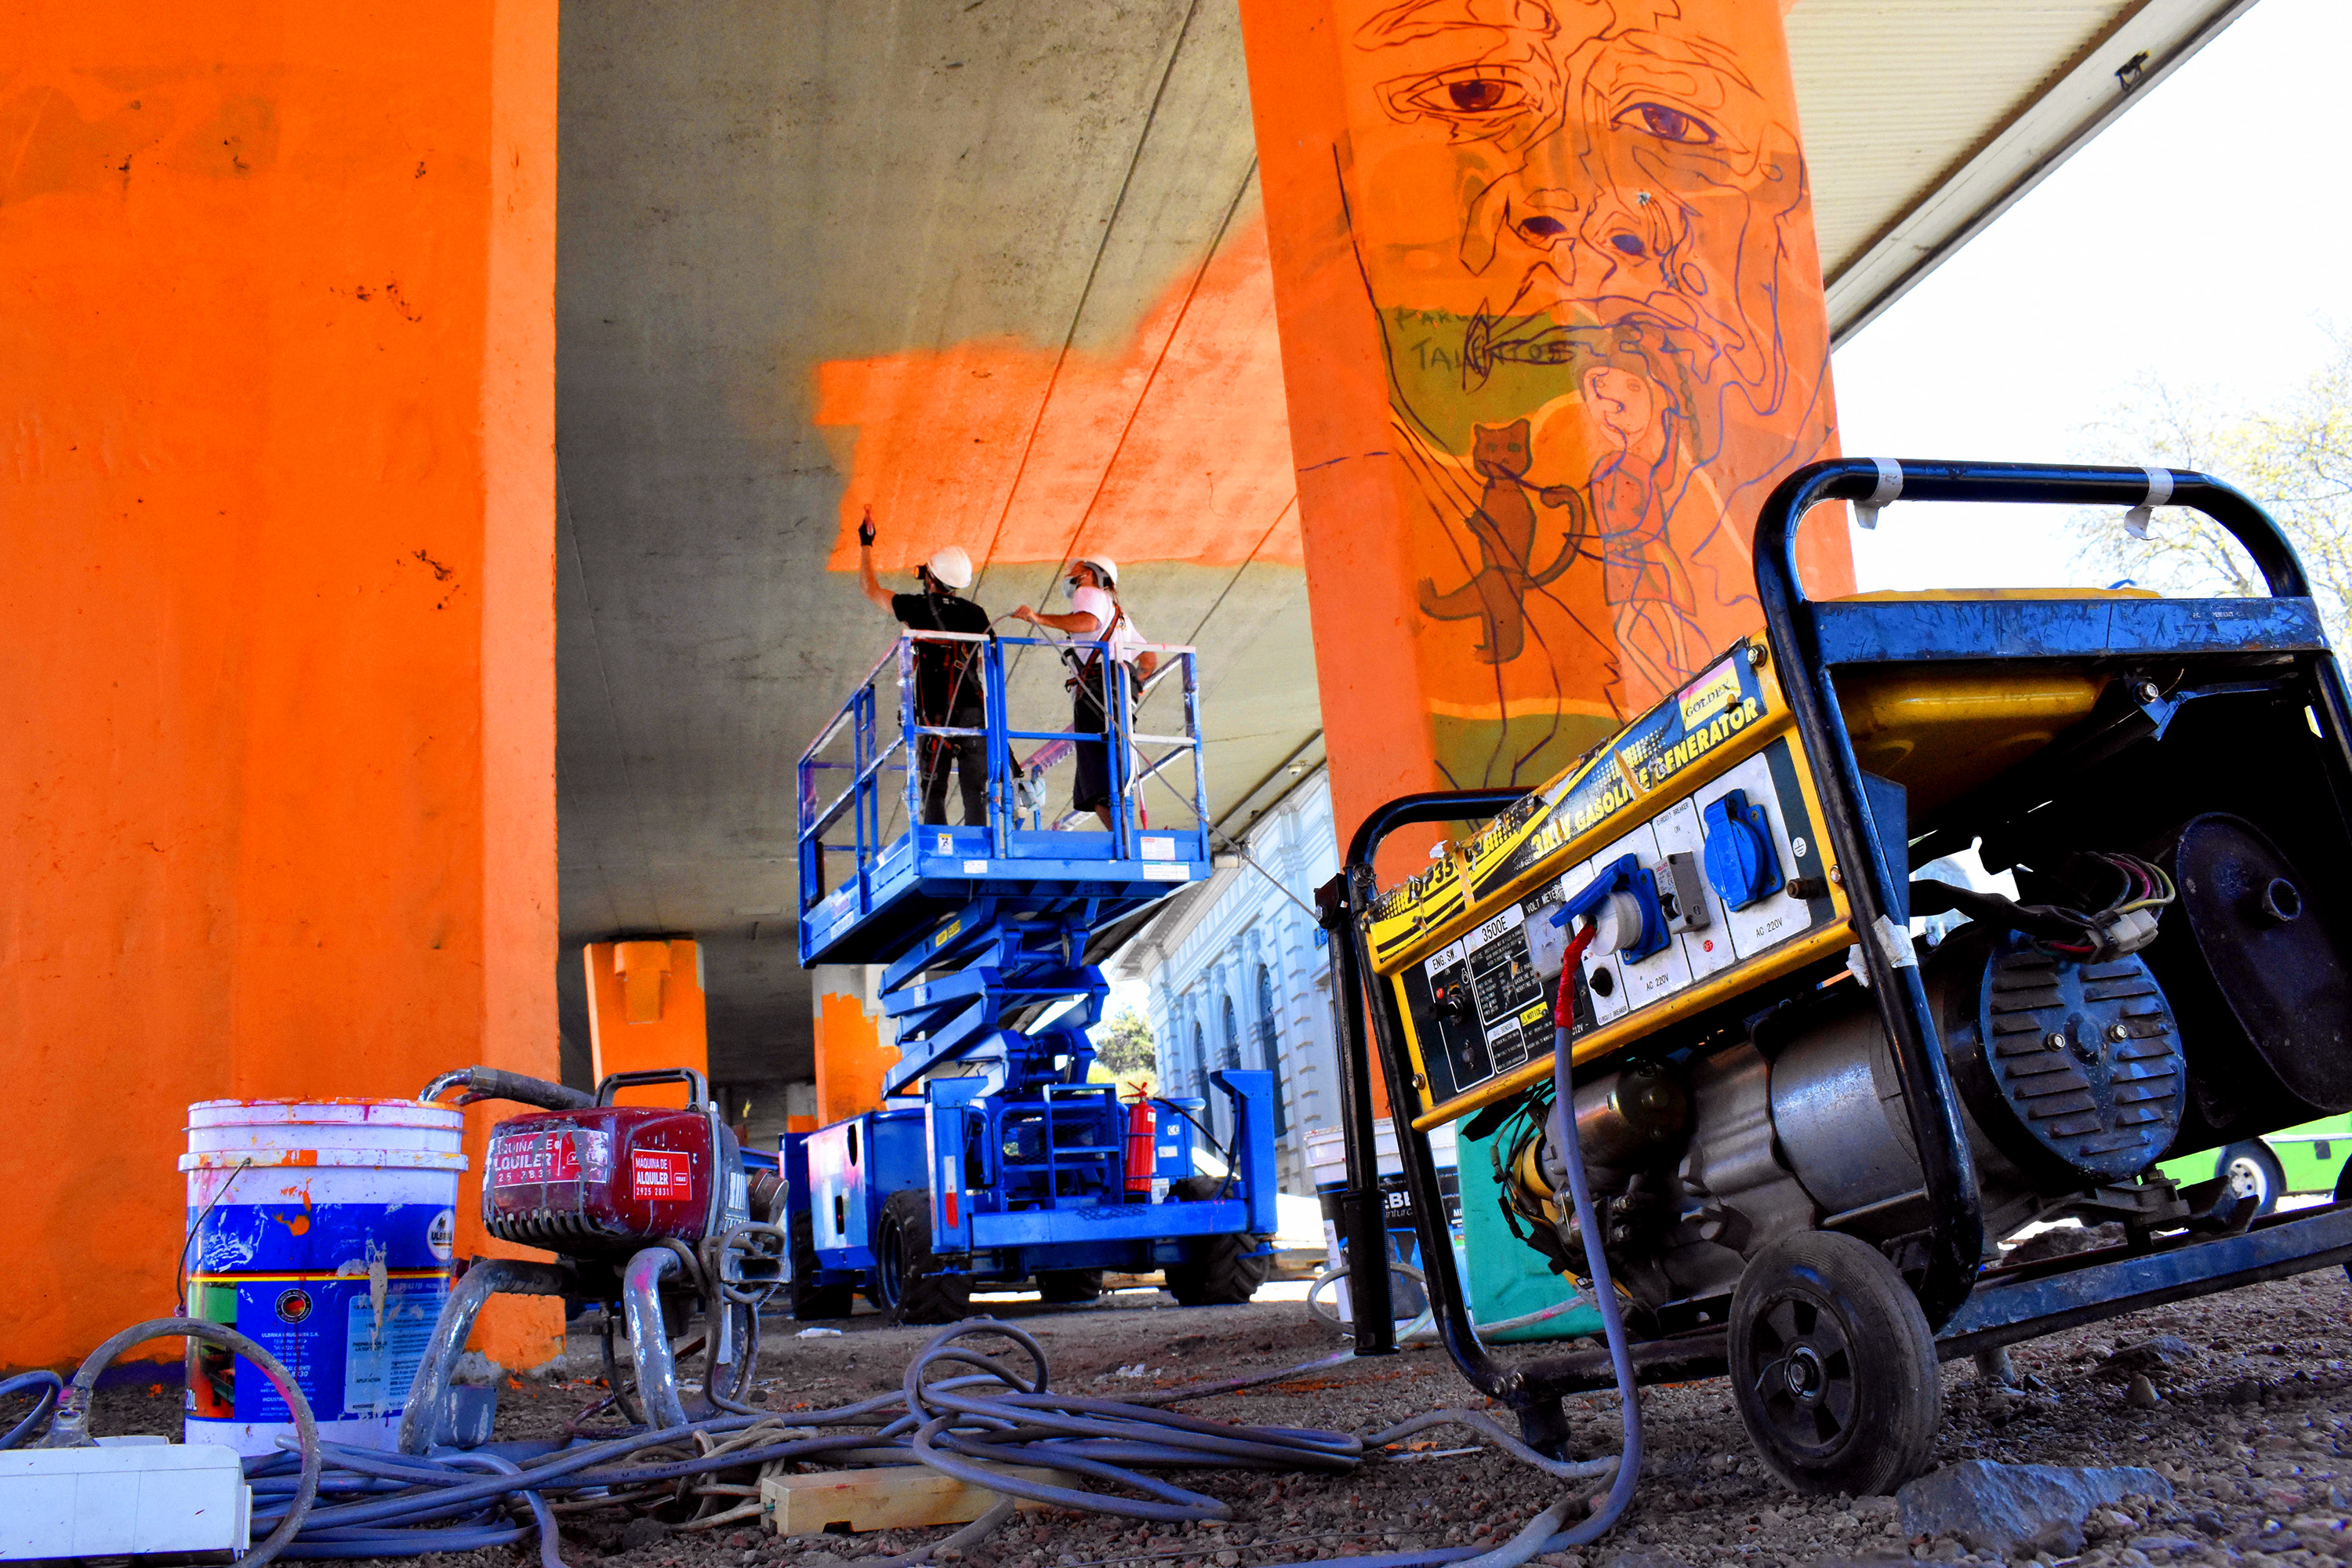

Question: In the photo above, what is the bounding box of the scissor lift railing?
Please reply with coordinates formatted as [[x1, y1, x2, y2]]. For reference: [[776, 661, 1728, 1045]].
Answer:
[[796, 630, 1210, 968]]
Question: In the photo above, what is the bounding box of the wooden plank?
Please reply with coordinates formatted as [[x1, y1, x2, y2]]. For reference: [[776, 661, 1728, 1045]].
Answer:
[[761, 1462, 1078, 1535]]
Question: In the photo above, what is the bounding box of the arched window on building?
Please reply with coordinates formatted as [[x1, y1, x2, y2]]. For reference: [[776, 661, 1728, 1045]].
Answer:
[[1219, 996, 1242, 1073], [1254, 963, 1289, 1137]]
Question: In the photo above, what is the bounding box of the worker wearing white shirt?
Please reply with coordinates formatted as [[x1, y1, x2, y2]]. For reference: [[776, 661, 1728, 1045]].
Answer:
[[1012, 557, 1158, 830]]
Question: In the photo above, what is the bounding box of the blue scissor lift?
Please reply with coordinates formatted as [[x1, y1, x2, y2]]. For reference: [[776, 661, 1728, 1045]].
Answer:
[[786, 629, 1279, 1322]]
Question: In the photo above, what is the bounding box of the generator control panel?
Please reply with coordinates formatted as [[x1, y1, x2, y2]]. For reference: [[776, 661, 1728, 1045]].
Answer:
[[1371, 640, 1848, 1124]]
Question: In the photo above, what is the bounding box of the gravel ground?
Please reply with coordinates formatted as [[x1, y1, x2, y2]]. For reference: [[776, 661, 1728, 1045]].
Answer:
[[59, 1265, 2352, 1568]]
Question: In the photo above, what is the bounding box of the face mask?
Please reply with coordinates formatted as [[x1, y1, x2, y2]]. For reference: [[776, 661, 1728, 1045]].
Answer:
[[1063, 575, 1084, 602]]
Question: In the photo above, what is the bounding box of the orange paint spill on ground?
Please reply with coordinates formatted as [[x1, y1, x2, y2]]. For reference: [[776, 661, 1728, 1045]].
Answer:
[[815, 216, 1302, 583]]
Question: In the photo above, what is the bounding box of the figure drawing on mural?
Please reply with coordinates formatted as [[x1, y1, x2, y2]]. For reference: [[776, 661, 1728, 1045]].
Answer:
[[1344, 0, 1837, 779], [1415, 418, 1585, 664]]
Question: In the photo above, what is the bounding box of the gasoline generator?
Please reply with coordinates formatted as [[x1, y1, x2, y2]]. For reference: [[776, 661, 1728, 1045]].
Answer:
[[398, 1065, 786, 1449], [1320, 459, 2352, 1497]]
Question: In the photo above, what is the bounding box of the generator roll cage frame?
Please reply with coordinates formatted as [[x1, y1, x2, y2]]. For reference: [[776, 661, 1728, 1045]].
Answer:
[[1316, 456, 2352, 1428]]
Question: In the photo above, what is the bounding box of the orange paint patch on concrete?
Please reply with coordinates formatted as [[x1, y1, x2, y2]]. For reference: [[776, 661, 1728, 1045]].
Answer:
[[812, 978, 898, 1127], [815, 217, 1302, 583]]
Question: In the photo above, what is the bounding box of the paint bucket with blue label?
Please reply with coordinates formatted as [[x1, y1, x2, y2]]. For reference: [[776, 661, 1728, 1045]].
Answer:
[[180, 1098, 466, 1455]]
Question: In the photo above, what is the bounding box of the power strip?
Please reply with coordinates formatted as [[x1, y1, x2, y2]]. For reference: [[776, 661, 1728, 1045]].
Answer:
[[1, 1440, 250, 1561]]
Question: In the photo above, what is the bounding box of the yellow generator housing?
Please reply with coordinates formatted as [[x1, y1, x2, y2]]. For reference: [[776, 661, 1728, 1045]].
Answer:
[[1319, 459, 2352, 1497]]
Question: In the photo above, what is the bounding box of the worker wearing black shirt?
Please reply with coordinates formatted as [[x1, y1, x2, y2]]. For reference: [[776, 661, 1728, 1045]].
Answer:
[[858, 507, 993, 826]]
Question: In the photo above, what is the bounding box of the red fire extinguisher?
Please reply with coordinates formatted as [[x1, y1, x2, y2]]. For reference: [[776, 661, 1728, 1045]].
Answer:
[[1124, 1082, 1156, 1193]]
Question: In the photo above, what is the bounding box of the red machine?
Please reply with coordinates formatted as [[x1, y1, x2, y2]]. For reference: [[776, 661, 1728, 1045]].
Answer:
[[484, 1070, 751, 1254], [402, 1065, 786, 1450]]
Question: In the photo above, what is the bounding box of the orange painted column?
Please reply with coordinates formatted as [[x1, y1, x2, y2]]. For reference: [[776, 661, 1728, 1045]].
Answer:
[[811, 966, 898, 1125], [1236, 0, 1854, 872], [584, 941, 710, 1107], [1, 0, 561, 1371]]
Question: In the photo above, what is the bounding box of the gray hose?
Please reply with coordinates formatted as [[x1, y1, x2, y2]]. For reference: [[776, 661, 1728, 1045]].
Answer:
[[1364, 1409, 1615, 1483], [1451, 1497, 1580, 1568], [419, 1066, 594, 1111], [42, 1317, 320, 1568], [440, 1447, 570, 1568], [865, 1496, 1018, 1568], [1541, 1018, 1644, 1547]]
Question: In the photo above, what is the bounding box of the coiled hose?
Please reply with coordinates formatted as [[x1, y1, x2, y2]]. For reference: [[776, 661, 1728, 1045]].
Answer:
[[2, 1313, 1628, 1567]]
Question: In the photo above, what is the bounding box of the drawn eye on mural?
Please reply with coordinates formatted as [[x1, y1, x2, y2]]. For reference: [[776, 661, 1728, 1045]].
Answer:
[[1613, 100, 1711, 143], [1342, 0, 1836, 781]]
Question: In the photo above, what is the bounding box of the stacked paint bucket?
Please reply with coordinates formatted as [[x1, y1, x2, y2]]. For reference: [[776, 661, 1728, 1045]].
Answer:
[[180, 1099, 467, 1454]]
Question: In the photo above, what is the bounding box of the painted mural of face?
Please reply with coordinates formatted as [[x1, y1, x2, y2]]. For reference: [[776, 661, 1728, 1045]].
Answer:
[[1344, 0, 1830, 719]]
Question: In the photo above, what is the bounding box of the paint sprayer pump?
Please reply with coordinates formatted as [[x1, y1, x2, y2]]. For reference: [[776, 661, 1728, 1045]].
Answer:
[[402, 1065, 788, 1448]]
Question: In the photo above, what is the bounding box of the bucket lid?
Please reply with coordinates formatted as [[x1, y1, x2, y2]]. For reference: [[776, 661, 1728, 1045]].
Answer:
[[180, 1146, 470, 1173], [188, 1098, 464, 1131]]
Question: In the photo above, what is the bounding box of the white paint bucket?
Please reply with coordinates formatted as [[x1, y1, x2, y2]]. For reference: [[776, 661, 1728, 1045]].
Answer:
[[180, 1099, 466, 1455]]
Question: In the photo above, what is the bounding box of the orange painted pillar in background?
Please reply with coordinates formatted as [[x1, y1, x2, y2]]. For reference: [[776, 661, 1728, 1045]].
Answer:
[[1236, 0, 1855, 877], [584, 941, 710, 1108], [2, 1, 561, 1371], [811, 966, 898, 1125]]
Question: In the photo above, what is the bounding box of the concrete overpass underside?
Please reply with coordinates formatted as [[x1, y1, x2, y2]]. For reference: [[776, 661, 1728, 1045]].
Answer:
[[554, 0, 2251, 1102]]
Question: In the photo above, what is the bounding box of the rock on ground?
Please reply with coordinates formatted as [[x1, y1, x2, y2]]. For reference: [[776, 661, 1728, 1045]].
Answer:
[[1895, 1458, 2173, 1555]]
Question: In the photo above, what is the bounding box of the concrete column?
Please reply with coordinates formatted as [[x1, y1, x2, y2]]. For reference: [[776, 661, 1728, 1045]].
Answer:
[[1236, 0, 1853, 862], [585, 940, 709, 1105], [4, 0, 559, 1371], [811, 964, 895, 1124]]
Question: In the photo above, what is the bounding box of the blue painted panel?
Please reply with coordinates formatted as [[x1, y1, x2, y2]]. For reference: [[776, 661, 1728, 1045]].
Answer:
[[971, 1198, 1252, 1250]]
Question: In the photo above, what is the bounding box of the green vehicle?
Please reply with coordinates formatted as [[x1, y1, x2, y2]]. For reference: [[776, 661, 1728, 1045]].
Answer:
[[2158, 1113, 2352, 1215]]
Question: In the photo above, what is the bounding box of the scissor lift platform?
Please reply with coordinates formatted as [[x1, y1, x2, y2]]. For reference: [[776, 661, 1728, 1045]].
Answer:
[[797, 631, 1210, 968], [799, 822, 1203, 967]]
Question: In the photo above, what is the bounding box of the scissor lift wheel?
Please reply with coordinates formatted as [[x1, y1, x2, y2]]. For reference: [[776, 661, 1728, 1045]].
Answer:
[[1729, 1231, 1941, 1496], [1160, 1177, 1271, 1306], [878, 1189, 972, 1325]]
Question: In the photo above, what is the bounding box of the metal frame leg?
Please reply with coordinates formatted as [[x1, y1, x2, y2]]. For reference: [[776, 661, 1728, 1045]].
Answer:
[[397, 1259, 571, 1454], [621, 1247, 691, 1430]]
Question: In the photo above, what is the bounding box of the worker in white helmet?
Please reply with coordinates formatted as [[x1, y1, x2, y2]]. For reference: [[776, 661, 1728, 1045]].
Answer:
[[858, 506, 993, 826], [1014, 557, 1156, 831]]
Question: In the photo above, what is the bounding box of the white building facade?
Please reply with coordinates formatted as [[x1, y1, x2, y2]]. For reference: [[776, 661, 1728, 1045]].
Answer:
[[1109, 769, 1341, 1195]]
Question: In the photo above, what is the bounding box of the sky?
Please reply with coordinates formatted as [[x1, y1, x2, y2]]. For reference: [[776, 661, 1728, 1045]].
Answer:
[[1833, 0, 2351, 593]]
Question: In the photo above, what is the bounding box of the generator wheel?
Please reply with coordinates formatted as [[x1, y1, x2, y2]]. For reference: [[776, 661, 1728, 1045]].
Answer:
[[1162, 1177, 1269, 1307], [789, 1210, 854, 1321], [877, 1189, 971, 1325], [1729, 1231, 1941, 1497], [1036, 1269, 1105, 1305], [2218, 1141, 2286, 1218]]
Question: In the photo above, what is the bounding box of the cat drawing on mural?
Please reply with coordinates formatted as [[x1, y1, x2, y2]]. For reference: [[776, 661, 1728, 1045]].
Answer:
[[1416, 419, 1584, 665]]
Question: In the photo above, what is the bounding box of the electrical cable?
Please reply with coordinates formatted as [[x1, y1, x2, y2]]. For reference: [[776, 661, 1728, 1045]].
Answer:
[[1537, 960, 1644, 1548], [36, 1318, 321, 1568], [0, 1371, 63, 1450], [1149, 1095, 1238, 1199], [16, 1279, 1642, 1562]]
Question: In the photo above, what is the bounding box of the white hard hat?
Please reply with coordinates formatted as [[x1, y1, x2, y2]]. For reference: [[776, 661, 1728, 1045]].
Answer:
[[925, 545, 974, 590], [1076, 556, 1118, 588]]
